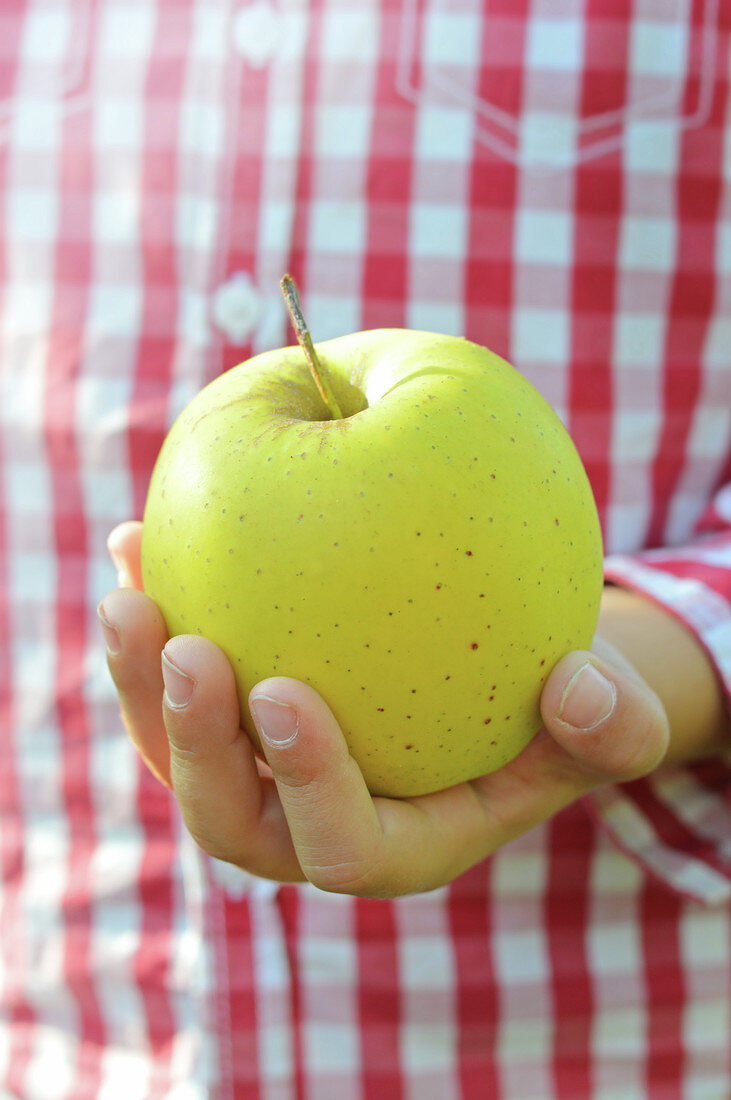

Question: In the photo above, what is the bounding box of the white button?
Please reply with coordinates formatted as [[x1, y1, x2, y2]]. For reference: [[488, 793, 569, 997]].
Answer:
[[211, 271, 263, 344], [232, 1, 282, 67]]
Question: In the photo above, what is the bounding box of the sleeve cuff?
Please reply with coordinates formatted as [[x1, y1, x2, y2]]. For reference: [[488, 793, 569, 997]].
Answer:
[[582, 552, 731, 905]]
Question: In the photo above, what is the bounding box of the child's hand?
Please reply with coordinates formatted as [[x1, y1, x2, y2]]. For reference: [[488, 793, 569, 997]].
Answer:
[[99, 521, 669, 897]]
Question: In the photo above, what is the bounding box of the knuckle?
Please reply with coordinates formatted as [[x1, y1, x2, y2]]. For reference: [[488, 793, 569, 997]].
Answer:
[[181, 812, 242, 865], [616, 702, 669, 780], [105, 653, 136, 696], [274, 766, 345, 810], [273, 769, 320, 794], [167, 737, 204, 766], [592, 695, 669, 782], [297, 833, 385, 897], [110, 656, 160, 704], [305, 856, 384, 897], [192, 832, 238, 865]]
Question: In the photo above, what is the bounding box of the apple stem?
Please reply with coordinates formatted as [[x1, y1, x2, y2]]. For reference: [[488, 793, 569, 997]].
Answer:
[[280, 274, 344, 420]]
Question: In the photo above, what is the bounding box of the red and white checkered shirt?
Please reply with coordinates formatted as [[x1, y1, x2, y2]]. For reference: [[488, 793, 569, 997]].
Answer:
[[1, 2, 730, 1098]]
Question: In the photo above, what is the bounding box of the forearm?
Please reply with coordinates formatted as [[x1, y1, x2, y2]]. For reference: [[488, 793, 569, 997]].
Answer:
[[597, 585, 729, 766]]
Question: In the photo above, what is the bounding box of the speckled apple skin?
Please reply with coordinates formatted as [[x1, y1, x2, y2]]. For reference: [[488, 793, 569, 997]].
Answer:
[[142, 330, 603, 797]]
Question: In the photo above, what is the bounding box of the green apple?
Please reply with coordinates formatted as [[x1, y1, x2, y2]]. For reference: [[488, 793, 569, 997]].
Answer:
[[141, 324, 603, 797]]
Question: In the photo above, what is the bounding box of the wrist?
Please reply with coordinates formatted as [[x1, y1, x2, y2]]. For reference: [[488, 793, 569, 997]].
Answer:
[[597, 584, 729, 766]]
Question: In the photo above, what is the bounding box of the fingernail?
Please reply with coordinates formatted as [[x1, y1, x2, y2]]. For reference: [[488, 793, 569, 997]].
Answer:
[[97, 602, 121, 655], [558, 662, 616, 730], [162, 650, 195, 709], [250, 694, 299, 748]]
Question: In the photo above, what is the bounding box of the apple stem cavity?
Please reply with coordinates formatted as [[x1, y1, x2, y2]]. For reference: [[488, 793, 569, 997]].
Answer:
[[281, 274, 344, 420]]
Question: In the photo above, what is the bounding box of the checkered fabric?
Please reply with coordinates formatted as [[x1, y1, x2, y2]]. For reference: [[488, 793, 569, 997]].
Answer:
[[1, 1, 730, 1097]]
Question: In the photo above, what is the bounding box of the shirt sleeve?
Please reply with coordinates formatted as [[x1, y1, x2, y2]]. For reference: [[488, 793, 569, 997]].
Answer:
[[586, 485, 731, 906]]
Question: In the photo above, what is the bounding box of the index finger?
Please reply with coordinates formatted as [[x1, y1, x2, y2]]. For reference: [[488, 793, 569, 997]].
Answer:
[[99, 584, 171, 785], [107, 520, 144, 589], [249, 678, 499, 897]]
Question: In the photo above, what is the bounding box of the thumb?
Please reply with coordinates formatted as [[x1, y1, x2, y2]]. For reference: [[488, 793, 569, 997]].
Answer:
[[540, 643, 670, 783]]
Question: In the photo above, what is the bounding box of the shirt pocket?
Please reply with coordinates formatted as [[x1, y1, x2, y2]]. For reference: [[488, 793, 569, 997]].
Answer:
[[394, 0, 720, 171]]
